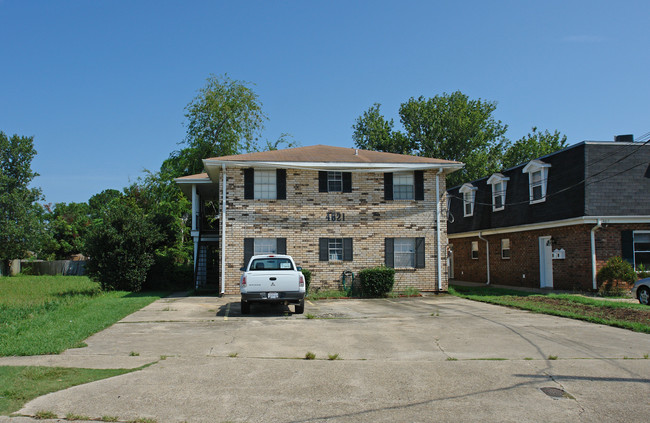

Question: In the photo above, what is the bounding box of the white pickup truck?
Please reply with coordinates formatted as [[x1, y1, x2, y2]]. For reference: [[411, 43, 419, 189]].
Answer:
[[239, 254, 306, 314]]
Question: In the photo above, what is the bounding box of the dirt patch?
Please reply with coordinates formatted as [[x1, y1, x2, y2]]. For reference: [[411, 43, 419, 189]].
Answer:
[[522, 297, 650, 324]]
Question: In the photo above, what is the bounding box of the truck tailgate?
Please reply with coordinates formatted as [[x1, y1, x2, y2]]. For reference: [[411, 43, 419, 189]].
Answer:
[[245, 272, 299, 292]]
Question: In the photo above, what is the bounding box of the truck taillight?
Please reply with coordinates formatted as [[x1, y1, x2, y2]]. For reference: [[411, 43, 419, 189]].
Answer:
[[299, 273, 305, 287], [242, 275, 247, 287]]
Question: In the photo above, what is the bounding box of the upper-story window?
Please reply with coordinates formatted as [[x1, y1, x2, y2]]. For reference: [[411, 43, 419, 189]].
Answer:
[[522, 160, 551, 204], [393, 172, 414, 200], [327, 171, 343, 192], [487, 173, 509, 212], [254, 169, 276, 199], [459, 183, 477, 217]]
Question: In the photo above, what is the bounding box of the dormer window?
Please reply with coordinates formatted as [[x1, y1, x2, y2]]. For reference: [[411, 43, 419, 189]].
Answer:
[[459, 183, 477, 217], [522, 160, 551, 204], [487, 173, 509, 212]]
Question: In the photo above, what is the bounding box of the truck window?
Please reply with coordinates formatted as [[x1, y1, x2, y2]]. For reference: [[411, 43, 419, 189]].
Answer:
[[250, 258, 295, 271]]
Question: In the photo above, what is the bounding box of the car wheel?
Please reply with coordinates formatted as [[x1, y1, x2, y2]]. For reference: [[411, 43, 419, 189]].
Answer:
[[294, 300, 305, 314], [241, 300, 251, 314], [638, 286, 650, 305]]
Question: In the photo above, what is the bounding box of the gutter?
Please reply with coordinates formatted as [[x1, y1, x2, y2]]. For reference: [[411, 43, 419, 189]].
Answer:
[[590, 219, 602, 290], [478, 232, 490, 285]]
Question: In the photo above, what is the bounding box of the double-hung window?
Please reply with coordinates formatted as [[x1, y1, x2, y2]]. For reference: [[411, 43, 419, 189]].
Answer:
[[471, 241, 479, 259], [319, 238, 353, 261], [327, 172, 343, 192], [634, 232, 650, 270], [328, 238, 343, 261], [384, 237, 425, 268], [254, 238, 277, 255], [254, 169, 277, 199], [487, 173, 509, 212], [394, 238, 416, 268], [501, 239, 510, 259], [523, 160, 551, 204], [459, 183, 477, 217], [393, 172, 414, 200]]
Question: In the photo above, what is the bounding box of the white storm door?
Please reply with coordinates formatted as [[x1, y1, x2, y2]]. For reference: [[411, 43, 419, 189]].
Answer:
[[538, 236, 553, 288]]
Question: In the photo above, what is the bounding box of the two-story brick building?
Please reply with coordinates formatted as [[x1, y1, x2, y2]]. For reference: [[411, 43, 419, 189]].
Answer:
[[176, 145, 463, 294], [447, 137, 650, 291]]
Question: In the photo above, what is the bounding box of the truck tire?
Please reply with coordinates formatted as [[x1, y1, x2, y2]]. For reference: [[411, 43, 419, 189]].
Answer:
[[241, 300, 251, 315], [294, 299, 305, 314]]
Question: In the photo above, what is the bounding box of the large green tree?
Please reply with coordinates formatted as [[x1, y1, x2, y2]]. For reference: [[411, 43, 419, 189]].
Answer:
[[502, 127, 568, 169], [353, 91, 510, 187], [42, 202, 92, 260], [0, 132, 45, 271], [165, 74, 268, 176]]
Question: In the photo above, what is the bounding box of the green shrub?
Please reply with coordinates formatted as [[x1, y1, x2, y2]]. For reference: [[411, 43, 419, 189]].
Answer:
[[597, 256, 636, 296], [637, 263, 650, 279], [301, 269, 312, 292], [358, 266, 395, 297]]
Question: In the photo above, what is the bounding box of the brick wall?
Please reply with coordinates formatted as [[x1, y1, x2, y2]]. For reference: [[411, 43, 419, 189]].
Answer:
[[450, 223, 650, 291], [220, 168, 448, 294]]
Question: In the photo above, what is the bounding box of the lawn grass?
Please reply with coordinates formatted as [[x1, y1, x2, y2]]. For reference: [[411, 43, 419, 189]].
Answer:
[[0, 365, 139, 415], [0, 275, 165, 356], [449, 284, 650, 333]]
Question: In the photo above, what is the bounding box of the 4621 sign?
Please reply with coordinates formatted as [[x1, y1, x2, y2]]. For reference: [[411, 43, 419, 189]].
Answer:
[[326, 211, 345, 222]]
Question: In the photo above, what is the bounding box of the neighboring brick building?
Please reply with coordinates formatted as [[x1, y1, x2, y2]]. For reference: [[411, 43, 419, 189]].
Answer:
[[176, 145, 463, 294], [447, 137, 650, 291]]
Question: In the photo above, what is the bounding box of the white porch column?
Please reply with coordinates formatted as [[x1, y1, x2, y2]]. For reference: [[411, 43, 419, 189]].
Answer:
[[191, 184, 198, 232]]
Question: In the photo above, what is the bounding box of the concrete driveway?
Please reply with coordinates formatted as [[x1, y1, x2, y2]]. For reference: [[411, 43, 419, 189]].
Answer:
[[3, 294, 650, 422]]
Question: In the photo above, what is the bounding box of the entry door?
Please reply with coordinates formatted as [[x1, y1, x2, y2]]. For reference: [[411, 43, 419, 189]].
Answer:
[[448, 244, 454, 279], [538, 236, 553, 288]]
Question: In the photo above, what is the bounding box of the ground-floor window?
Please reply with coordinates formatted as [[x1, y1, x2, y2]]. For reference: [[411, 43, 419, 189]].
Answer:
[[243, 237, 287, 266], [385, 237, 425, 268], [634, 231, 650, 270], [501, 239, 510, 259], [319, 238, 353, 261], [471, 241, 479, 259]]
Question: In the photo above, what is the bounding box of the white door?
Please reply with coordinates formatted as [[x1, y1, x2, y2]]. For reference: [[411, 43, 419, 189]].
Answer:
[[538, 236, 553, 288], [448, 244, 454, 279]]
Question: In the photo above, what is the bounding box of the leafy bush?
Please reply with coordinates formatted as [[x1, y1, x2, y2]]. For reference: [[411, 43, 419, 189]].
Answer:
[[301, 269, 312, 293], [637, 263, 650, 279], [358, 266, 395, 297], [84, 201, 163, 292], [596, 256, 636, 296]]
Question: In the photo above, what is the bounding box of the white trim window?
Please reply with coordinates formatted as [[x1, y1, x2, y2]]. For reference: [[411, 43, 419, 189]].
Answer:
[[328, 238, 343, 261], [327, 171, 343, 192], [471, 241, 479, 259], [394, 238, 416, 268], [254, 169, 277, 199], [634, 231, 650, 270], [501, 238, 511, 259], [254, 238, 277, 255], [459, 183, 477, 217], [393, 172, 414, 200], [522, 160, 551, 204], [487, 173, 509, 212]]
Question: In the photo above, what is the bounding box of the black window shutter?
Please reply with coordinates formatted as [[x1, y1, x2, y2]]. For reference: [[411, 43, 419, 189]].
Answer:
[[244, 168, 254, 199], [385, 238, 394, 268], [244, 238, 254, 267], [343, 238, 353, 261], [414, 171, 424, 201], [276, 169, 286, 199], [319, 171, 328, 192], [621, 230, 634, 265], [343, 172, 352, 193], [384, 173, 393, 200], [415, 237, 425, 268], [277, 238, 287, 255], [319, 238, 329, 261]]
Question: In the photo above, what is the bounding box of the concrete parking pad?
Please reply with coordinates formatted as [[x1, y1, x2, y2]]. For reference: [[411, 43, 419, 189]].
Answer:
[[4, 294, 650, 422]]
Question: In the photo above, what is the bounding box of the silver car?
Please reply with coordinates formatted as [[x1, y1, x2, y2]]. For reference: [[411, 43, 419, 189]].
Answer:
[[631, 277, 650, 305]]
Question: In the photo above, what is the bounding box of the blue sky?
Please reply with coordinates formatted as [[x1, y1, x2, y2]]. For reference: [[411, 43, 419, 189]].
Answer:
[[1, 0, 648, 204]]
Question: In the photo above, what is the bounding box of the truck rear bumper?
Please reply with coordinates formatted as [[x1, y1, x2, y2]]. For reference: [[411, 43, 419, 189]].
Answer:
[[241, 292, 305, 304]]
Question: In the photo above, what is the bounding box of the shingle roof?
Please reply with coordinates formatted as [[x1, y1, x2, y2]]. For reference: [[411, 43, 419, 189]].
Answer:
[[206, 144, 460, 165]]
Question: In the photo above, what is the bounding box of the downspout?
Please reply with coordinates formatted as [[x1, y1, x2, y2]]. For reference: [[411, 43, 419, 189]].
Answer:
[[436, 168, 442, 291], [478, 232, 490, 285], [221, 164, 226, 295], [591, 219, 602, 290]]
